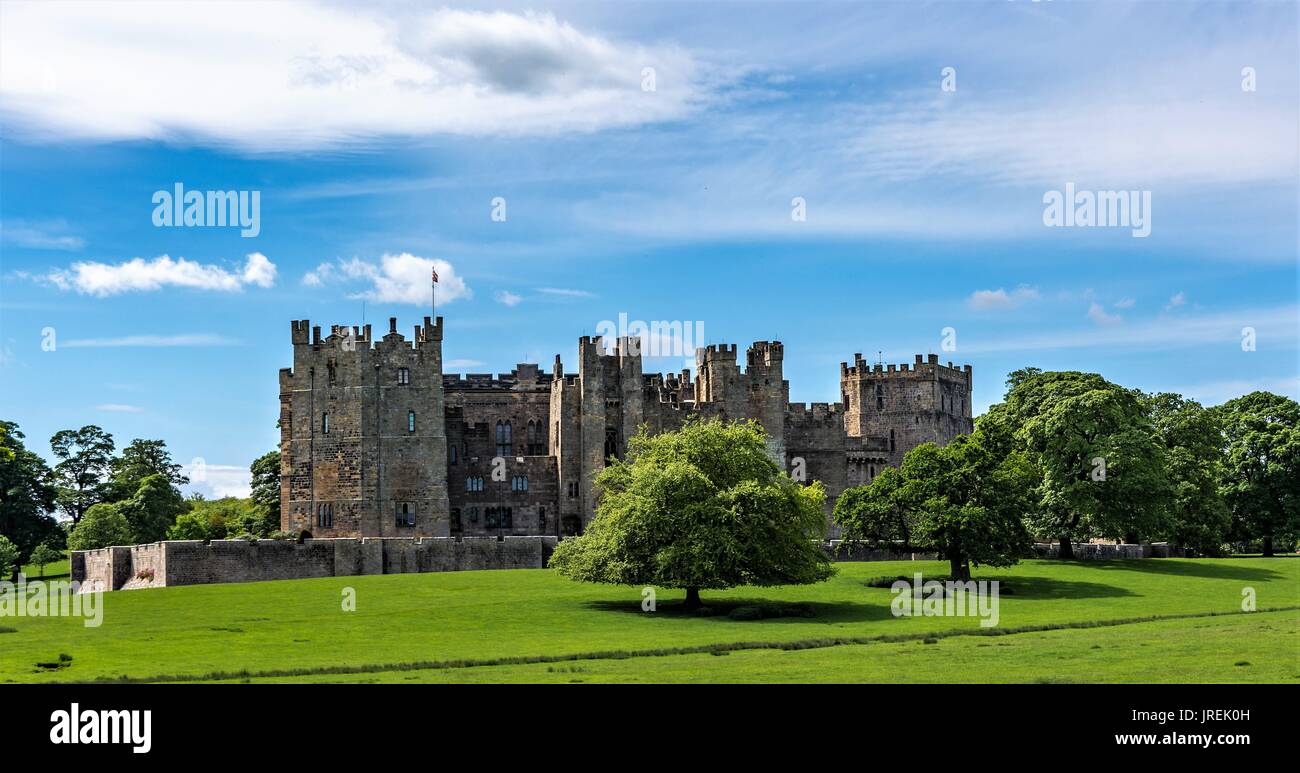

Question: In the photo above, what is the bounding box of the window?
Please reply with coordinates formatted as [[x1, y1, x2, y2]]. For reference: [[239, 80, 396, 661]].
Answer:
[[315, 503, 333, 528], [538, 507, 546, 531], [526, 419, 543, 455], [408, 410, 416, 433], [890, 428, 895, 453], [604, 428, 618, 461], [567, 481, 578, 497], [466, 476, 484, 492], [398, 367, 410, 385], [449, 445, 458, 465], [511, 475, 529, 492], [395, 502, 415, 527], [450, 509, 462, 532], [470, 507, 479, 524], [495, 420, 512, 456], [327, 361, 337, 384], [875, 384, 884, 410], [485, 506, 513, 530], [321, 412, 329, 434]]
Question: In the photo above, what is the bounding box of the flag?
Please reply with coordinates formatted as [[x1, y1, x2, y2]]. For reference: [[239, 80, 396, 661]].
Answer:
[[431, 267, 439, 283]]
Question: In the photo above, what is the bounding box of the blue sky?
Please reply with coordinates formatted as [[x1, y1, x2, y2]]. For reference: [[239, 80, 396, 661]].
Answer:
[[1, 0, 1297, 499]]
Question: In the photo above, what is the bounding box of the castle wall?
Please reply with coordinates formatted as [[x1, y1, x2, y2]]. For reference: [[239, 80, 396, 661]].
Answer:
[[71, 537, 559, 592]]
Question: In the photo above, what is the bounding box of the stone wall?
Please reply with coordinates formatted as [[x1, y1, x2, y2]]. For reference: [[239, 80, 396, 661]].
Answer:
[[1031, 542, 1186, 559], [72, 536, 558, 592]]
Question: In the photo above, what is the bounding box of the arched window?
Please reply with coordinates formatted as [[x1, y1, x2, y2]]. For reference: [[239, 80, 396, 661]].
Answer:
[[449, 445, 458, 465], [495, 420, 513, 456], [526, 419, 543, 455], [604, 428, 618, 461]]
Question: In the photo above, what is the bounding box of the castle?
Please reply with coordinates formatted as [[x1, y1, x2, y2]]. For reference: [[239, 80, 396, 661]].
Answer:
[[278, 316, 973, 540]]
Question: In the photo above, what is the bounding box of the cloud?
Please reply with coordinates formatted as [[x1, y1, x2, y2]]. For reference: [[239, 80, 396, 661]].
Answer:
[[536, 287, 594, 298], [41, 253, 276, 296], [62, 334, 241, 348], [967, 285, 1040, 311], [185, 463, 251, 499], [446, 358, 486, 369], [1114, 298, 1136, 309], [306, 253, 470, 306], [1165, 291, 1186, 311], [495, 290, 523, 307], [0, 220, 84, 250], [0, 3, 712, 151], [94, 403, 143, 413], [1087, 302, 1123, 325]]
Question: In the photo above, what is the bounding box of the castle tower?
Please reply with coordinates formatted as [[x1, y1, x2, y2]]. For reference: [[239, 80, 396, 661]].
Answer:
[[745, 341, 788, 463], [839, 352, 973, 465], [279, 316, 450, 537]]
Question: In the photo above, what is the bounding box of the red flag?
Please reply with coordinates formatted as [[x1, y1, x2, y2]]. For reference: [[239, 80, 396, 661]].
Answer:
[[431, 267, 439, 283]]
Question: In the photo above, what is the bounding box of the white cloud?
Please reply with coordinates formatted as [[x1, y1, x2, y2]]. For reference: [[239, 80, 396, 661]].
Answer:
[[0, 219, 84, 250], [1087, 302, 1123, 326], [495, 290, 523, 307], [95, 403, 143, 413], [1165, 291, 1186, 311], [0, 3, 712, 151], [446, 358, 486, 369], [306, 253, 470, 306], [62, 334, 241, 348], [185, 463, 251, 499], [536, 287, 594, 298], [967, 285, 1040, 311], [1114, 298, 1136, 309], [42, 253, 277, 296]]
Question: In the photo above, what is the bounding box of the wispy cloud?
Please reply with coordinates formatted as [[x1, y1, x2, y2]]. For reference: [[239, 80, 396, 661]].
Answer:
[[968, 285, 1040, 311], [1087, 302, 1123, 326], [536, 287, 594, 298], [94, 403, 143, 413], [39, 253, 276, 296], [445, 358, 486, 369], [185, 463, 251, 499], [0, 219, 84, 250], [1165, 291, 1186, 311], [62, 334, 242, 348], [495, 290, 523, 307]]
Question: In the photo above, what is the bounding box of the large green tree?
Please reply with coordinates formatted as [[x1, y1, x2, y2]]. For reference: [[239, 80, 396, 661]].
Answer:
[[1211, 391, 1300, 556], [106, 438, 188, 502], [118, 474, 187, 544], [550, 418, 833, 609], [0, 421, 60, 579], [50, 425, 115, 524], [249, 450, 281, 532], [1142, 392, 1231, 554], [832, 466, 913, 551], [66, 503, 133, 551]]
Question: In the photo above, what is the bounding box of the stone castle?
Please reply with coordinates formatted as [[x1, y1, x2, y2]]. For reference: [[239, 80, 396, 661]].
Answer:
[[278, 316, 973, 540]]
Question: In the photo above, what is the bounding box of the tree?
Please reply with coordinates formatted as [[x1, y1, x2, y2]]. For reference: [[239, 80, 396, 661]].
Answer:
[[833, 466, 913, 550], [119, 474, 186, 544], [0, 421, 60, 579], [1142, 393, 1231, 554], [29, 543, 63, 578], [549, 418, 833, 609], [989, 371, 1170, 557], [1211, 392, 1300, 557], [66, 503, 133, 551], [166, 511, 212, 541], [0, 535, 18, 579], [50, 426, 115, 524], [106, 439, 188, 502], [838, 424, 1034, 580], [249, 450, 281, 533]]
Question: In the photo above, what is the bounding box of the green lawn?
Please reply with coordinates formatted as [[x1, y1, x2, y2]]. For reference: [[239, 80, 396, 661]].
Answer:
[[1, 558, 1296, 683], [19, 551, 68, 580]]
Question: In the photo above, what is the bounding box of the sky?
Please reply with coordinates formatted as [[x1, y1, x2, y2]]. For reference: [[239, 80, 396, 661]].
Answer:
[[1, 0, 1297, 500]]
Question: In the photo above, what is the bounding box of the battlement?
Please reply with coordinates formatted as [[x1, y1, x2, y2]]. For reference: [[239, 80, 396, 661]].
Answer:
[[444, 363, 548, 391], [840, 352, 972, 380], [746, 340, 784, 367], [291, 317, 443, 352], [698, 343, 738, 363], [786, 401, 844, 421]]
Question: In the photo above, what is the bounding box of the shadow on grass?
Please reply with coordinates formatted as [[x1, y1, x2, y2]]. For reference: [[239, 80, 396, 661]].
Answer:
[[1063, 559, 1286, 583], [582, 597, 897, 624], [965, 575, 1136, 601]]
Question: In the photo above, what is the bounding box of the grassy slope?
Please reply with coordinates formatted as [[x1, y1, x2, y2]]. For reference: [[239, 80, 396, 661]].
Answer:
[[214, 609, 1300, 683], [1, 558, 1296, 683]]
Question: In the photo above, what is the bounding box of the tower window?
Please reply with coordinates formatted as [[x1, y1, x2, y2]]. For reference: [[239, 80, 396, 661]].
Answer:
[[316, 502, 333, 528], [450, 508, 462, 532], [396, 502, 415, 527], [398, 367, 410, 385], [449, 445, 458, 465], [495, 420, 513, 457], [876, 384, 884, 410], [890, 429, 895, 453], [512, 475, 529, 492], [466, 476, 484, 492], [321, 412, 329, 434], [408, 410, 416, 433]]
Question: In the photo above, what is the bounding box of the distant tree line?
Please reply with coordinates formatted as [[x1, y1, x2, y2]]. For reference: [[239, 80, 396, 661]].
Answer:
[[0, 419, 280, 580], [835, 371, 1300, 579]]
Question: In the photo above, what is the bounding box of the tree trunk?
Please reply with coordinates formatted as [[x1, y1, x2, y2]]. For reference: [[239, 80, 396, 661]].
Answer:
[[1262, 535, 1274, 558], [683, 587, 703, 610], [949, 555, 971, 581], [1058, 536, 1074, 560]]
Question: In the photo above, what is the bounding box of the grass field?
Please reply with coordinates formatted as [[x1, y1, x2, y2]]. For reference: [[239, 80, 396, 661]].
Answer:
[[19, 551, 68, 580], [1, 558, 1297, 683]]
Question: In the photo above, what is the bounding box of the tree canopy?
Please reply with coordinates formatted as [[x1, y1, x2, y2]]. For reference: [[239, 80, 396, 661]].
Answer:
[[549, 418, 833, 608], [1210, 391, 1300, 556]]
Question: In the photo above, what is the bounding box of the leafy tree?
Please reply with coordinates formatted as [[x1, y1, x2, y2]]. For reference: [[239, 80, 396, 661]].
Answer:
[[0, 535, 18, 579], [66, 503, 133, 551], [119, 474, 186, 543], [1211, 392, 1300, 557], [550, 418, 833, 609], [989, 371, 1170, 557], [832, 466, 913, 550], [839, 425, 1034, 580], [106, 439, 188, 502], [1142, 393, 1231, 554], [249, 450, 281, 532], [29, 543, 63, 578], [50, 425, 115, 524], [175, 496, 267, 539], [166, 511, 212, 541], [0, 421, 60, 579]]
